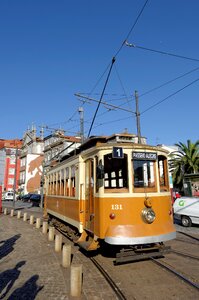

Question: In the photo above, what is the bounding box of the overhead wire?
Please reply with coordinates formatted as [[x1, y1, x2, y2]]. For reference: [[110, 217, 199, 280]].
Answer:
[[86, 0, 149, 136], [125, 41, 199, 63], [140, 77, 199, 115], [139, 66, 199, 98], [42, 0, 151, 136], [114, 0, 149, 58], [86, 76, 199, 130], [87, 57, 116, 137]]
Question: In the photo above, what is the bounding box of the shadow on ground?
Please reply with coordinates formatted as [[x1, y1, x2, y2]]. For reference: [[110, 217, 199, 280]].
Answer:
[[0, 234, 21, 260]]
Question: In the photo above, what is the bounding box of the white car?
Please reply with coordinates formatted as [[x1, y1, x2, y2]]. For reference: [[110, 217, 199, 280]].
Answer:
[[173, 197, 199, 227], [2, 191, 15, 201]]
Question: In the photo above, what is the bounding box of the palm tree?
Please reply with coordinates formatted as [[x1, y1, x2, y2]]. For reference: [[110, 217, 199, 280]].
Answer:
[[169, 140, 199, 190]]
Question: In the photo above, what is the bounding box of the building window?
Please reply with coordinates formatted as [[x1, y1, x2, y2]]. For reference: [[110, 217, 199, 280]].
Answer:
[[8, 178, 14, 185], [9, 168, 15, 175], [10, 158, 15, 165]]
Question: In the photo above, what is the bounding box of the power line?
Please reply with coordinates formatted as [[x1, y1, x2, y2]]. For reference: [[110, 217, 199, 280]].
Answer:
[[125, 41, 199, 63], [93, 115, 134, 130], [141, 78, 199, 115], [87, 57, 116, 137], [113, 64, 132, 110], [114, 0, 149, 57], [139, 66, 199, 98]]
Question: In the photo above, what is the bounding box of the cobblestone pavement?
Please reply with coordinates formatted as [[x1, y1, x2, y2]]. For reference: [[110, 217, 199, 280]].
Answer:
[[0, 209, 116, 300]]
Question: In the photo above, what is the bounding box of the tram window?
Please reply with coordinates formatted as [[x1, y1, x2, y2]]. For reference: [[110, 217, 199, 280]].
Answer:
[[133, 160, 156, 190], [158, 155, 169, 191], [57, 172, 61, 195], [70, 165, 76, 197], [65, 167, 69, 196], [52, 173, 56, 195], [60, 169, 64, 195], [104, 153, 128, 192]]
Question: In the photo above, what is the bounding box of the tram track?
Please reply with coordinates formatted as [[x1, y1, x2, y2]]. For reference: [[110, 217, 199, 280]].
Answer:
[[90, 257, 129, 300], [53, 221, 199, 298], [176, 231, 199, 242], [150, 257, 199, 291], [170, 249, 199, 261], [53, 223, 130, 299]]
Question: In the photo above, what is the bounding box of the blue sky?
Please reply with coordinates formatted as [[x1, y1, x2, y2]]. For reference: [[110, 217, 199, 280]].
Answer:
[[0, 0, 198, 145]]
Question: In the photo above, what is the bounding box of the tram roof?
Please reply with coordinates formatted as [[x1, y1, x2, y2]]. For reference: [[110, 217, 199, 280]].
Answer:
[[60, 133, 146, 162]]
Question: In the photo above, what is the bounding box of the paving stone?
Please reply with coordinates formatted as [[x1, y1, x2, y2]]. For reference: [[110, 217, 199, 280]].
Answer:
[[0, 212, 116, 299]]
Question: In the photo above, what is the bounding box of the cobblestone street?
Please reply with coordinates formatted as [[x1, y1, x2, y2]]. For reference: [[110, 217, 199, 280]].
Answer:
[[0, 210, 115, 300]]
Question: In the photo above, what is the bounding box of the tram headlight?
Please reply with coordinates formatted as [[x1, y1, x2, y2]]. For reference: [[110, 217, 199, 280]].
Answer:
[[142, 207, 156, 224]]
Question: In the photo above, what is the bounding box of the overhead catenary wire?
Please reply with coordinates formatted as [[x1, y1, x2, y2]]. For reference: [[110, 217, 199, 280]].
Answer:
[[114, 0, 149, 58], [83, 77, 199, 130], [85, 1, 149, 136], [139, 66, 199, 98], [140, 77, 199, 115], [125, 41, 199, 63], [87, 57, 116, 137]]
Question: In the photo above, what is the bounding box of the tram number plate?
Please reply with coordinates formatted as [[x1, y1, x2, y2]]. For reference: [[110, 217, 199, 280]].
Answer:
[[111, 204, 123, 210], [112, 147, 124, 158]]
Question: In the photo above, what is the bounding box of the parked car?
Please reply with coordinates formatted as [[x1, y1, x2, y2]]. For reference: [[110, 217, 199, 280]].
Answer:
[[21, 193, 34, 202], [173, 197, 199, 227], [30, 194, 41, 207], [2, 191, 15, 201]]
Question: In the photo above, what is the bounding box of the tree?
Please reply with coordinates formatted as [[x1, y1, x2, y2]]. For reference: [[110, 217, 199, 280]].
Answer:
[[169, 140, 199, 190]]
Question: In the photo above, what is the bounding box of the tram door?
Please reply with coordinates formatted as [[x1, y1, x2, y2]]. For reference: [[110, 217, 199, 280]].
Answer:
[[85, 159, 94, 232]]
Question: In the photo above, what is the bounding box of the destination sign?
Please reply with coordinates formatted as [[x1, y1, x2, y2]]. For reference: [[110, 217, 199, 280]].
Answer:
[[132, 152, 157, 160]]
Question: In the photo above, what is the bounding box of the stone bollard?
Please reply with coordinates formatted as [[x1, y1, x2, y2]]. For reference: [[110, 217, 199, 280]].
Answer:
[[70, 264, 82, 297], [55, 234, 62, 252], [30, 215, 34, 225], [4, 208, 7, 215], [36, 218, 41, 229], [42, 221, 48, 234], [62, 244, 72, 268], [10, 209, 14, 217], [17, 211, 21, 219], [23, 212, 27, 221], [48, 226, 55, 241]]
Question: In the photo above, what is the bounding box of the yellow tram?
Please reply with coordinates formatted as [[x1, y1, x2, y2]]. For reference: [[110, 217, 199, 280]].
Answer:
[[45, 133, 176, 259]]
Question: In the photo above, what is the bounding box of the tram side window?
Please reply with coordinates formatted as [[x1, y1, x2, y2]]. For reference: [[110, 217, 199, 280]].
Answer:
[[65, 167, 69, 196], [133, 160, 156, 190], [60, 169, 64, 196], [104, 153, 128, 192], [158, 155, 169, 191], [70, 165, 76, 197], [51, 173, 56, 195], [57, 172, 60, 195]]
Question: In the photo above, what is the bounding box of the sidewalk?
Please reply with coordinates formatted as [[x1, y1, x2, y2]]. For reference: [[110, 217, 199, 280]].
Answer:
[[0, 209, 115, 299]]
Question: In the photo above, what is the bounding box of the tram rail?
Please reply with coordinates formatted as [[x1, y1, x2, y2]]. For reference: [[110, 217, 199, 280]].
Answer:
[[150, 257, 199, 291], [170, 249, 199, 261], [176, 231, 199, 242]]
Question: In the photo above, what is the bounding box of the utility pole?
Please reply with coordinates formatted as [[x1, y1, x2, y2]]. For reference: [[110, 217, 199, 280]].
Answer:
[[40, 160, 44, 212], [135, 90, 141, 144], [78, 107, 84, 143], [13, 147, 18, 210]]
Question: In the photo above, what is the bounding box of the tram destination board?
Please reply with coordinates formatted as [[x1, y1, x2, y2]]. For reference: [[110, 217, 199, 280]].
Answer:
[[132, 152, 157, 160]]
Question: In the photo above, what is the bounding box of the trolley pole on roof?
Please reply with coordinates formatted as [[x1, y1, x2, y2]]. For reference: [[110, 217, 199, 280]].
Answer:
[[135, 90, 141, 144]]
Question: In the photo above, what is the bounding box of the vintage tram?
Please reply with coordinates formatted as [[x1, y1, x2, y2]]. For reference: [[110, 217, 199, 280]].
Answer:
[[44, 133, 176, 261]]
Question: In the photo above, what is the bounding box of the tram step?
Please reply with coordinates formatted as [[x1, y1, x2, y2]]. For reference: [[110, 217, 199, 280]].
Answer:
[[77, 240, 99, 251]]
